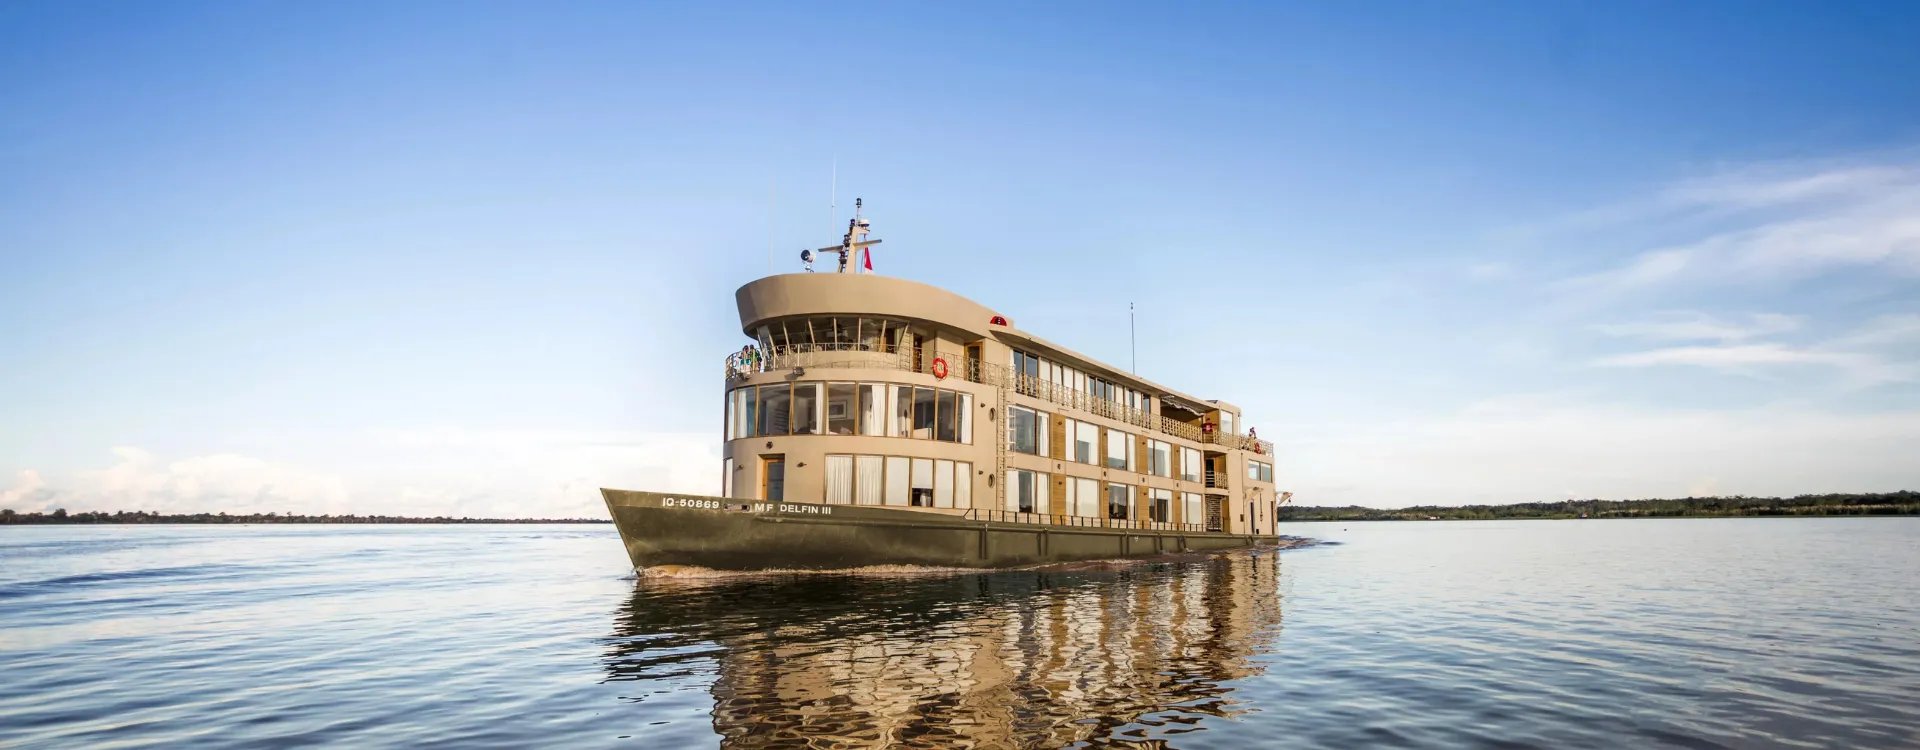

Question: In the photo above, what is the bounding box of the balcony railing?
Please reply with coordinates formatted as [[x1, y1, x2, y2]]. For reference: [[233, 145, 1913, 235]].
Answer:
[[724, 343, 1276, 455], [1204, 469, 1229, 490], [964, 508, 1204, 533]]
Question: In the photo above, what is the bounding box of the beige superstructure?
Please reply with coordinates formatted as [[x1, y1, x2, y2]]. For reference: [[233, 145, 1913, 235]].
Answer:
[[717, 213, 1283, 537]]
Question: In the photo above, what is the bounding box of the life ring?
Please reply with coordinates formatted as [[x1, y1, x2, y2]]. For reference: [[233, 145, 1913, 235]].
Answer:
[[930, 357, 949, 380]]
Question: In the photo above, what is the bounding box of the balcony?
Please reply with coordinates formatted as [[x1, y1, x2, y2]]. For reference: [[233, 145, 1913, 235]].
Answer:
[[963, 508, 1204, 533], [1204, 469, 1229, 490], [724, 344, 1277, 455]]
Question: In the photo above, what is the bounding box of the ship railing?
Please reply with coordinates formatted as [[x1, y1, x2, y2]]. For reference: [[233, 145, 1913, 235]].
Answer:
[[724, 344, 1274, 455], [963, 508, 1204, 533]]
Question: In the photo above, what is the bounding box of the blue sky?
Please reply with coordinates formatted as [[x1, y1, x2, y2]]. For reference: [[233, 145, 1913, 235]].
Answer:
[[3, 1, 1917, 516]]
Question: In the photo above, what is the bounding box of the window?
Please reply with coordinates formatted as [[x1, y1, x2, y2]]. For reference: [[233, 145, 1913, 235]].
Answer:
[[758, 384, 790, 436], [934, 459, 954, 507], [1008, 406, 1048, 455], [1181, 447, 1202, 482], [859, 384, 884, 436], [891, 385, 912, 438], [1012, 350, 1041, 395], [1105, 429, 1134, 470], [936, 390, 958, 442], [954, 462, 972, 508], [910, 458, 934, 507], [1247, 461, 1273, 483], [856, 455, 883, 505], [1107, 483, 1131, 520], [912, 387, 936, 440], [1219, 412, 1236, 436], [825, 455, 853, 504], [792, 383, 820, 435], [1148, 488, 1172, 523], [722, 457, 734, 497], [1259, 462, 1274, 483], [1066, 419, 1097, 464], [824, 383, 857, 435], [1148, 439, 1171, 477], [1066, 477, 1100, 517], [762, 456, 785, 501], [1007, 469, 1047, 514], [1182, 492, 1202, 526], [959, 394, 974, 444], [885, 456, 909, 505]]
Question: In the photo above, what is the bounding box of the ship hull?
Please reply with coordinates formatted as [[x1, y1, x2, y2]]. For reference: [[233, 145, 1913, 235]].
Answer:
[[603, 489, 1280, 571]]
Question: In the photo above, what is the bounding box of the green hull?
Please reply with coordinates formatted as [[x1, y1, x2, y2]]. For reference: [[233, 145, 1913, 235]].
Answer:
[[603, 489, 1279, 571]]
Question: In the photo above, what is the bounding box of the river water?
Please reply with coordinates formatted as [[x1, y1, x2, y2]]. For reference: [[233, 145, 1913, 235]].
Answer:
[[1, 518, 1916, 748]]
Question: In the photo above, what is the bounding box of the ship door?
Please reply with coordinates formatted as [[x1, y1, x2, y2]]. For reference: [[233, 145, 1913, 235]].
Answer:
[[1205, 498, 1224, 533], [761, 455, 785, 501]]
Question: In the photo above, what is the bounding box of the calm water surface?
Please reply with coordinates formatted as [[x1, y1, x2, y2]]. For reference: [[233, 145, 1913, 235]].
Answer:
[[1, 519, 1916, 748]]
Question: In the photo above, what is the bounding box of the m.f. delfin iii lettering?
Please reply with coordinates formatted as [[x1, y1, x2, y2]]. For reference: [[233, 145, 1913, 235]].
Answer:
[[603, 199, 1287, 571]]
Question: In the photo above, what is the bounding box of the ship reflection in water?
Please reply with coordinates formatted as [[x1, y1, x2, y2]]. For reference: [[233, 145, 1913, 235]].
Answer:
[[602, 549, 1286, 748]]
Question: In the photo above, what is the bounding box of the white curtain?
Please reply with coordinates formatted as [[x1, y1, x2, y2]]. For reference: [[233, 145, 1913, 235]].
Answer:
[[1037, 413, 1050, 456], [825, 455, 853, 504], [911, 458, 933, 505], [959, 394, 973, 444], [1004, 470, 1021, 512], [955, 462, 971, 507], [885, 456, 909, 505], [861, 385, 884, 436], [857, 455, 883, 505], [934, 459, 953, 508]]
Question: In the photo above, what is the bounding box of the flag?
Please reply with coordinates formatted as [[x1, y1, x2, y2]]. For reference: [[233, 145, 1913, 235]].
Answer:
[[863, 248, 873, 271]]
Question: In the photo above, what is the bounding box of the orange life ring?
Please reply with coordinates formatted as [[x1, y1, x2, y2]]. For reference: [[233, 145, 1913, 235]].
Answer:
[[931, 357, 949, 380]]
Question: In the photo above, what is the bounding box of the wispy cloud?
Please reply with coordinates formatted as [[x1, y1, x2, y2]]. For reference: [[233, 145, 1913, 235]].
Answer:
[[1592, 311, 1802, 342], [1563, 160, 1920, 293]]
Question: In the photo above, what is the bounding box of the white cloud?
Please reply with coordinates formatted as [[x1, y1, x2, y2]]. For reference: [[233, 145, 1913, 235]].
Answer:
[[1592, 311, 1802, 342], [0, 430, 721, 518], [1590, 314, 1918, 386], [1280, 397, 1920, 507], [1565, 160, 1920, 292]]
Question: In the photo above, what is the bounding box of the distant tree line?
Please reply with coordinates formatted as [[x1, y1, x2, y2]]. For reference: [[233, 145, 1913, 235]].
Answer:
[[1278, 491, 1920, 522], [0, 509, 611, 525]]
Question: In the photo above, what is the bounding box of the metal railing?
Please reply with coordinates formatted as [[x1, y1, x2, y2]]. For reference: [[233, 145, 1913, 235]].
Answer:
[[1205, 469, 1229, 490], [723, 343, 1276, 455], [964, 508, 1203, 533]]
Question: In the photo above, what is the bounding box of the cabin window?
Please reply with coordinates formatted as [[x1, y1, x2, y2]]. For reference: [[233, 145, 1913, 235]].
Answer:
[[758, 384, 791, 436], [936, 390, 958, 442], [1065, 477, 1100, 517], [884, 456, 909, 506], [1182, 492, 1202, 527], [825, 455, 853, 504], [826, 383, 857, 435], [954, 462, 972, 507], [891, 385, 912, 438], [792, 383, 820, 435], [1148, 440, 1171, 477], [1106, 483, 1131, 520], [858, 384, 884, 436], [910, 458, 934, 507], [1148, 488, 1172, 523], [856, 455, 883, 505], [722, 458, 734, 497], [1105, 429, 1134, 470], [1008, 406, 1038, 455], [912, 387, 936, 440], [934, 459, 954, 508], [959, 394, 974, 444], [1181, 447, 1202, 482], [1006, 469, 1046, 514]]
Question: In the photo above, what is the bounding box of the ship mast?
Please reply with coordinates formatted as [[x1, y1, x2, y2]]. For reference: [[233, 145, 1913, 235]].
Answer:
[[804, 197, 882, 273]]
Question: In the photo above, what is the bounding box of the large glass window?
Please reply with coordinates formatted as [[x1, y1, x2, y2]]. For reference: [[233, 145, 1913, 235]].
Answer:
[[856, 455, 883, 504], [955, 462, 972, 507], [758, 383, 791, 436], [885, 456, 909, 505], [792, 383, 820, 435], [936, 390, 958, 442], [1008, 406, 1047, 455], [1181, 447, 1202, 482], [1007, 469, 1046, 514], [892, 385, 912, 438], [1107, 483, 1131, 520], [1148, 488, 1172, 523], [1067, 477, 1100, 517], [1106, 429, 1133, 470], [934, 459, 954, 508], [912, 387, 936, 440], [959, 394, 974, 444], [910, 458, 934, 507], [826, 383, 857, 435], [1182, 492, 1201, 526], [825, 455, 853, 504], [1072, 420, 1097, 464], [859, 384, 884, 436], [1148, 440, 1171, 477]]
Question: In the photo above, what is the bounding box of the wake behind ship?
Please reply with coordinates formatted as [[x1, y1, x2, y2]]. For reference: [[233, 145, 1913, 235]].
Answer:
[[604, 201, 1288, 571]]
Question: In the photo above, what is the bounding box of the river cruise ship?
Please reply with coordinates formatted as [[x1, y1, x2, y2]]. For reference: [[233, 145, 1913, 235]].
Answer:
[[603, 203, 1285, 570]]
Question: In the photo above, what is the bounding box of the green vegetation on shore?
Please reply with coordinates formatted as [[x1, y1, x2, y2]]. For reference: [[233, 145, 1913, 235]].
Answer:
[[0, 509, 609, 525], [1279, 491, 1920, 521]]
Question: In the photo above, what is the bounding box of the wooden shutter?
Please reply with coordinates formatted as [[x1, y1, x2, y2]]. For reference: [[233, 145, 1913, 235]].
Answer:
[[1050, 473, 1067, 517], [1049, 414, 1066, 460]]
